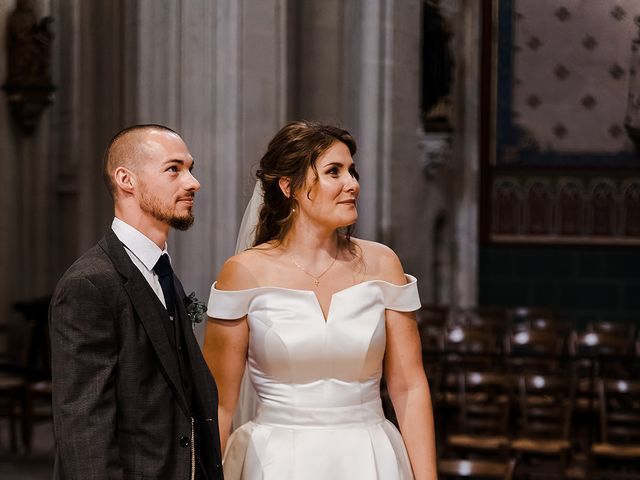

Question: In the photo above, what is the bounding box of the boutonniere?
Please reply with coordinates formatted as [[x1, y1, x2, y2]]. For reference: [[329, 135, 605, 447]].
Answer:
[[184, 292, 207, 328]]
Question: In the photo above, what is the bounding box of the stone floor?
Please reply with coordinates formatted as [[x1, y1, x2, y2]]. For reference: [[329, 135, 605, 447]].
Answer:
[[0, 420, 54, 480]]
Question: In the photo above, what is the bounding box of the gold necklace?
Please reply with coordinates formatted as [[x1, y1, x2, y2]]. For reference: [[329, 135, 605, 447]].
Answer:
[[288, 252, 338, 287]]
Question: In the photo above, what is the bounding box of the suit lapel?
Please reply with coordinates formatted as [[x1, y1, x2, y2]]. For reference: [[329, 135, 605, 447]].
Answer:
[[100, 230, 190, 417]]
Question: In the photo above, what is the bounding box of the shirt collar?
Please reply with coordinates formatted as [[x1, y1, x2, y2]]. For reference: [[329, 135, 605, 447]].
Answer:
[[111, 217, 170, 272]]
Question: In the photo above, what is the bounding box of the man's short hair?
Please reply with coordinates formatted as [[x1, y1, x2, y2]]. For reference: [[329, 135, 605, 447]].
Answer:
[[102, 124, 178, 198]]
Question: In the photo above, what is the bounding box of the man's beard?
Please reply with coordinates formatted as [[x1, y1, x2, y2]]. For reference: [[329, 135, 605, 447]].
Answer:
[[139, 189, 195, 231]]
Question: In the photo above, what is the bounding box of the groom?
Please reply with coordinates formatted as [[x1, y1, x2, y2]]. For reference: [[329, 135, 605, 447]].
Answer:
[[49, 125, 223, 479]]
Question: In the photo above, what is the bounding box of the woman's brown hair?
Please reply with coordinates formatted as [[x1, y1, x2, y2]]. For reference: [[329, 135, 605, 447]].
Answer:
[[253, 120, 357, 248]]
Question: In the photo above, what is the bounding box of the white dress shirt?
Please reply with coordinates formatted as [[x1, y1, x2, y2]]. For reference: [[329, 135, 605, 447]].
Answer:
[[111, 217, 171, 309]]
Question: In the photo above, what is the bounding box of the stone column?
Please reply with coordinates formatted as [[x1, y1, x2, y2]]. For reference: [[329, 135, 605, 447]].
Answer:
[[131, 1, 289, 343], [290, 0, 342, 122], [339, 0, 426, 273], [450, 0, 480, 307], [0, 2, 20, 322], [339, 0, 387, 241]]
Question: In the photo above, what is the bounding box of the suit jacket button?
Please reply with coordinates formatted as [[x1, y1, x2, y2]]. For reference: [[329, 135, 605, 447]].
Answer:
[[180, 436, 190, 448]]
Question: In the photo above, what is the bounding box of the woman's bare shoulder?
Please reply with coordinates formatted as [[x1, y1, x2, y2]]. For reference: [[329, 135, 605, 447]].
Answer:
[[350, 237, 406, 284], [215, 247, 272, 291]]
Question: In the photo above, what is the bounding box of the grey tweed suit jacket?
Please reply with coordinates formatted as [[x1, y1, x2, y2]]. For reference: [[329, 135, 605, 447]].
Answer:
[[50, 229, 223, 480]]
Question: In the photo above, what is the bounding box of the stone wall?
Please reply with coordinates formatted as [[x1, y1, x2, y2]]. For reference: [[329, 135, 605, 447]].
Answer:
[[480, 244, 640, 327], [0, 0, 482, 334]]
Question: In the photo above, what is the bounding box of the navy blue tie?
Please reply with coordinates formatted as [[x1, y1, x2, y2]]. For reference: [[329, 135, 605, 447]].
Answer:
[[153, 254, 176, 315]]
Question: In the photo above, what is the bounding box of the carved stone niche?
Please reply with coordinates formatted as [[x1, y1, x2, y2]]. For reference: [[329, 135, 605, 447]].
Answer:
[[419, 0, 455, 177], [2, 0, 56, 135]]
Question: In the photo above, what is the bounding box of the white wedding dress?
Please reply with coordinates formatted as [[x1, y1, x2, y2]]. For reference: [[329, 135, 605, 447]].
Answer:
[[206, 274, 420, 480]]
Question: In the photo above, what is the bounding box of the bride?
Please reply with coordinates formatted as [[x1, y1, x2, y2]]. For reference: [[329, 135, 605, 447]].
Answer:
[[203, 121, 437, 479]]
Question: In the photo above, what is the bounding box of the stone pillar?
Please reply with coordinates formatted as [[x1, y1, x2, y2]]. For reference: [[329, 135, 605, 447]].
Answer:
[[450, 0, 480, 307], [0, 2, 20, 322], [339, 0, 387, 241], [339, 0, 426, 274], [132, 0, 218, 303], [290, 0, 342, 122], [130, 1, 289, 343]]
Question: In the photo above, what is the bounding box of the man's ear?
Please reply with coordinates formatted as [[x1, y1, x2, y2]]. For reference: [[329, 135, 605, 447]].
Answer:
[[278, 177, 292, 198], [114, 166, 136, 195]]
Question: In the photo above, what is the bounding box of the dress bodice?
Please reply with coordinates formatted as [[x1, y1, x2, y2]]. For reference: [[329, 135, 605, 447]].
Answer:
[[207, 275, 421, 479], [207, 275, 420, 410]]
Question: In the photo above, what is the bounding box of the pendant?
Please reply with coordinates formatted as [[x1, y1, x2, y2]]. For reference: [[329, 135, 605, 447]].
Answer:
[[313, 279, 319, 286]]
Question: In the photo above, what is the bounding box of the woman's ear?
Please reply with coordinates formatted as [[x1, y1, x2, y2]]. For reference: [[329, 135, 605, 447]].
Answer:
[[114, 166, 136, 195], [278, 177, 292, 198]]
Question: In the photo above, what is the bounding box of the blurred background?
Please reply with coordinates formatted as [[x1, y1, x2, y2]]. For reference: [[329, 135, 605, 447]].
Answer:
[[1, 0, 639, 478]]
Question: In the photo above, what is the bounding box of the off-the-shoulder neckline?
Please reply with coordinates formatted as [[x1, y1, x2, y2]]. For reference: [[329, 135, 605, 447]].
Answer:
[[211, 274, 417, 296], [210, 274, 417, 323]]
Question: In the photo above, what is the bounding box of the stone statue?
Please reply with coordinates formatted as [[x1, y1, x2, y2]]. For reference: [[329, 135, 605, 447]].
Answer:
[[6, 0, 54, 85], [421, 0, 454, 132]]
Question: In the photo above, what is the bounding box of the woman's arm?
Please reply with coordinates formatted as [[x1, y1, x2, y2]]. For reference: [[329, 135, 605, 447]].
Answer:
[[203, 315, 248, 453], [384, 308, 437, 480], [372, 243, 437, 479], [202, 257, 254, 453]]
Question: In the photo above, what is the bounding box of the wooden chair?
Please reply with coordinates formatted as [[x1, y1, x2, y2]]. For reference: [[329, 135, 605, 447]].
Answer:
[[439, 458, 516, 480], [471, 305, 508, 319], [571, 330, 636, 397], [568, 331, 636, 461], [22, 379, 52, 454], [512, 316, 572, 336], [442, 324, 503, 372], [451, 308, 508, 339], [511, 373, 575, 479], [588, 379, 640, 480], [11, 297, 53, 454], [571, 331, 635, 358], [436, 326, 503, 450], [506, 327, 567, 375], [438, 326, 503, 404], [570, 331, 637, 411], [0, 321, 32, 452], [586, 321, 637, 340], [506, 306, 555, 322], [417, 304, 450, 328], [442, 326, 502, 358], [446, 371, 514, 459]]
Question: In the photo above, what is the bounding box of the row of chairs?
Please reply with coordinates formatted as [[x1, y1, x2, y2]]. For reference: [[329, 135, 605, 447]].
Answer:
[[412, 305, 640, 479], [0, 319, 52, 454], [418, 305, 638, 335], [418, 307, 639, 379], [437, 371, 640, 479]]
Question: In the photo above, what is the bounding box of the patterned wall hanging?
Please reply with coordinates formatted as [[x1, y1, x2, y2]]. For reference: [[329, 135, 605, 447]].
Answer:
[[484, 0, 640, 244]]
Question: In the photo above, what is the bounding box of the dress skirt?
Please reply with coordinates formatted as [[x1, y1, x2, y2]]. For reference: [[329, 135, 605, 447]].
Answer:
[[222, 399, 414, 480]]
